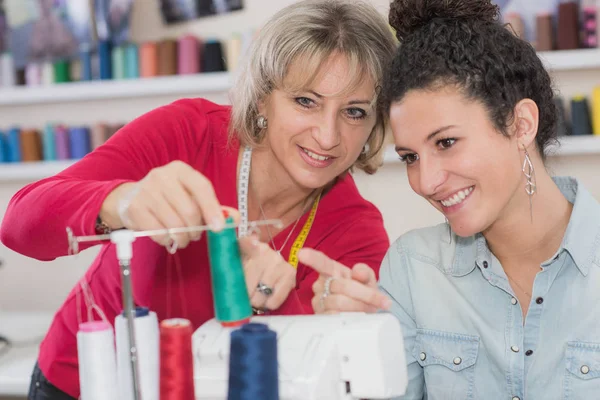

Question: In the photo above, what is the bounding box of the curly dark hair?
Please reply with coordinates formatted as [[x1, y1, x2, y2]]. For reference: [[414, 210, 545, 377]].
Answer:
[[382, 0, 558, 158]]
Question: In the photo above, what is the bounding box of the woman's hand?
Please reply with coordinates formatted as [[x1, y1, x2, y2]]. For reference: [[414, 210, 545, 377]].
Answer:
[[238, 236, 297, 312], [298, 248, 391, 314], [99, 160, 239, 249]]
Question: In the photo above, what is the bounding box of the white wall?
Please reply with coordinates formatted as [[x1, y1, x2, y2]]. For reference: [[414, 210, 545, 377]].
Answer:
[[0, 0, 599, 312]]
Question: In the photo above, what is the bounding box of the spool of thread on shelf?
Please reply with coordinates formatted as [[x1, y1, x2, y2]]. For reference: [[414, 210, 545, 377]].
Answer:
[[571, 95, 593, 136], [592, 86, 600, 135], [7, 128, 21, 162], [54, 125, 71, 160], [125, 44, 140, 79], [140, 42, 158, 77], [20, 129, 42, 162], [226, 34, 242, 72], [98, 40, 113, 80], [53, 60, 70, 83], [160, 318, 195, 400], [116, 307, 160, 400], [0, 52, 15, 87], [41, 61, 54, 85], [203, 40, 226, 72], [557, 2, 579, 50], [0, 131, 7, 162], [69, 127, 91, 159], [535, 13, 554, 51], [77, 321, 119, 400], [80, 43, 93, 81], [158, 39, 178, 76], [112, 45, 126, 80], [91, 123, 108, 149], [178, 35, 200, 75], [207, 215, 252, 326], [504, 12, 525, 39], [583, 6, 598, 48], [228, 323, 279, 400], [42, 124, 57, 161], [25, 63, 42, 86]]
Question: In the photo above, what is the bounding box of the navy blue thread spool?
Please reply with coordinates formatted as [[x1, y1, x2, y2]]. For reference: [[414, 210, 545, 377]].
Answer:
[[69, 127, 91, 159], [0, 131, 7, 163], [202, 40, 226, 72], [228, 323, 279, 400], [98, 40, 113, 80], [80, 43, 93, 81], [570, 96, 593, 136]]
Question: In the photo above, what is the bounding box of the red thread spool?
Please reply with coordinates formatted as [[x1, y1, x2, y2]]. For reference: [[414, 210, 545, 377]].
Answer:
[[160, 318, 195, 400]]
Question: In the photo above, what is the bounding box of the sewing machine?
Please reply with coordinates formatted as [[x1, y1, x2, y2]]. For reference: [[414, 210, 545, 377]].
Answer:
[[193, 312, 408, 400]]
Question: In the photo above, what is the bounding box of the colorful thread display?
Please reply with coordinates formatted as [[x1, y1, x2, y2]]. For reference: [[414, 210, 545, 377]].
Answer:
[[0, 122, 125, 164], [207, 215, 252, 327], [228, 322, 279, 400]]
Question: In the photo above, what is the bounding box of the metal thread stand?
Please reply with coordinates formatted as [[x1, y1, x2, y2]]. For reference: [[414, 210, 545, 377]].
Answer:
[[66, 218, 282, 400]]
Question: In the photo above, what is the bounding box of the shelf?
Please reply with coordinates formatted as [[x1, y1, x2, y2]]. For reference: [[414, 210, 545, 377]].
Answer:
[[383, 135, 600, 164], [537, 48, 600, 71], [0, 72, 233, 106], [0, 160, 75, 181], [0, 136, 597, 182]]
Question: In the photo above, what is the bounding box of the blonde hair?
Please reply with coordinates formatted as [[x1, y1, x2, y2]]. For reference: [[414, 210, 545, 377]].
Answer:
[[229, 0, 397, 174]]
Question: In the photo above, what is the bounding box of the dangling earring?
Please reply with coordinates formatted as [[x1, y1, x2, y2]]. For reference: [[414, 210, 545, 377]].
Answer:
[[257, 115, 268, 130], [445, 218, 452, 244], [522, 144, 536, 223]]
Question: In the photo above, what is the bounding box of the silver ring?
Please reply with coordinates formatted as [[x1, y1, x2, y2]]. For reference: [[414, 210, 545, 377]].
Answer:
[[256, 281, 274, 296], [320, 276, 335, 311]]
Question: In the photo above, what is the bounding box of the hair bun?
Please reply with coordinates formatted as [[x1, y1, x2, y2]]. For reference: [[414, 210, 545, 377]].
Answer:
[[389, 0, 500, 40]]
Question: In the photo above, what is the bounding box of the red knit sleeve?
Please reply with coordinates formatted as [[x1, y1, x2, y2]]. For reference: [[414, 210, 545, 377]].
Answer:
[[0, 99, 214, 261]]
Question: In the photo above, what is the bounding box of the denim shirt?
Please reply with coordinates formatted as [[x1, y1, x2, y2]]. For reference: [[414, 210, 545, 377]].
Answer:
[[379, 177, 600, 400]]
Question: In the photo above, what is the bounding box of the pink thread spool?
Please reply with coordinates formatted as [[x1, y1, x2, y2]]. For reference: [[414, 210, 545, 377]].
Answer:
[[178, 35, 200, 75]]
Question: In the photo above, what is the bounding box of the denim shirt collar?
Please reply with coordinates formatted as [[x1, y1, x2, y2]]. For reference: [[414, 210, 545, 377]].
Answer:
[[450, 176, 600, 277]]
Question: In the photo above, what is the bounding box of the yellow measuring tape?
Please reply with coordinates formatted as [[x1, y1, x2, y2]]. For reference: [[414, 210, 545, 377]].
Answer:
[[288, 193, 321, 268]]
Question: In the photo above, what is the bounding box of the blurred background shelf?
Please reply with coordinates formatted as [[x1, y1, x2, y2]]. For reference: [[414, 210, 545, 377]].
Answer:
[[0, 136, 598, 182], [538, 49, 600, 71], [383, 135, 600, 164], [0, 72, 233, 106], [0, 160, 75, 181]]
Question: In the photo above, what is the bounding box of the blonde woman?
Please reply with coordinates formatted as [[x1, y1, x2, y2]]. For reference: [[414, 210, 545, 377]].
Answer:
[[0, 1, 397, 398]]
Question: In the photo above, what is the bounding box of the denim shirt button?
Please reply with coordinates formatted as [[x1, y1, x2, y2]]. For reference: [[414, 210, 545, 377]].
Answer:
[[419, 352, 426, 361], [581, 365, 590, 374], [511, 345, 519, 353], [453, 357, 462, 365], [512, 397, 521, 400], [511, 297, 518, 305]]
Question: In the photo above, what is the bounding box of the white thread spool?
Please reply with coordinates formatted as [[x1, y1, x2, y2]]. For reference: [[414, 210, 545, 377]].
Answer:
[[77, 321, 119, 400], [41, 61, 54, 85], [116, 307, 160, 400], [0, 52, 15, 87], [25, 63, 42, 86]]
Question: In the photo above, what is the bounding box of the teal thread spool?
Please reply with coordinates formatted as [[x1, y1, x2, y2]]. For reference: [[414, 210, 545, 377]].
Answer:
[[207, 216, 252, 327]]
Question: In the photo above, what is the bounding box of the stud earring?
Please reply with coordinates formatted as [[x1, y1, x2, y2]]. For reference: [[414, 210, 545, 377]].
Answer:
[[257, 115, 268, 130], [522, 144, 536, 222]]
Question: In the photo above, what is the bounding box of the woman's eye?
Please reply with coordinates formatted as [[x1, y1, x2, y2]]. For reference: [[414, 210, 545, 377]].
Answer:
[[345, 107, 367, 120], [295, 97, 315, 107], [398, 153, 419, 165], [438, 138, 457, 149]]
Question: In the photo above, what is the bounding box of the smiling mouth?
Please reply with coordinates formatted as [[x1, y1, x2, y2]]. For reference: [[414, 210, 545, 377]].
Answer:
[[300, 146, 332, 161], [440, 186, 474, 207]]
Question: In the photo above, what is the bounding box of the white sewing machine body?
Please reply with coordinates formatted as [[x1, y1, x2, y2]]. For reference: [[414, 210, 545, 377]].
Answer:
[[192, 312, 407, 400]]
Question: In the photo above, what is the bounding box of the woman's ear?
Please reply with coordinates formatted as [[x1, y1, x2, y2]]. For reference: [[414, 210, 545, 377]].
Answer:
[[512, 98, 539, 150]]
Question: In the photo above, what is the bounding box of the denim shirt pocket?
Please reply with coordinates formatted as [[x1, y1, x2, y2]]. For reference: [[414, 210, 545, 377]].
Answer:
[[564, 341, 600, 399], [412, 329, 480, 400]]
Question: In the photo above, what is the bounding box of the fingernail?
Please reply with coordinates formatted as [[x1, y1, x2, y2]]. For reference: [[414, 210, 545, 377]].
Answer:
[[210, 217, 224, 231]]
